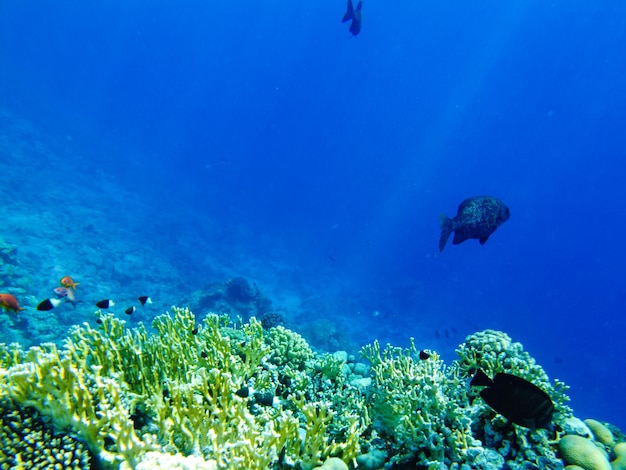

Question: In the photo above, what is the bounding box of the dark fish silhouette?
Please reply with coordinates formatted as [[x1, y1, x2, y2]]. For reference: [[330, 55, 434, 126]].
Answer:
[[439, 196, 510, 252], [342, 0, 362, 36], [138, 296, 152, 306], [37, 298, 62, 311], [96, 299, 114, 309], [471, 369, 554, 429]]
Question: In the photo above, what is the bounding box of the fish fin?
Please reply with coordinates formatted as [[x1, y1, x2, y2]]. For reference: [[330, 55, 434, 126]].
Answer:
[[355, 1, 362, 13], [349, 19, 361, 36], [479, 235, 490, 245], [452, 231, 467, 245], [438, 213, 453, 252], [470, 369, 493, 387], [342, 0, 354, 22]]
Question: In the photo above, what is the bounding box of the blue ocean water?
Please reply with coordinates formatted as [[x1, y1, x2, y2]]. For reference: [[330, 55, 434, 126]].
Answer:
[[0, 0, 625, 433]]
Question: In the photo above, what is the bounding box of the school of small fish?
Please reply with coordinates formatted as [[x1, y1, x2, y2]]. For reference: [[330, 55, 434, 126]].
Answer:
[[30, 275, 152, 316]]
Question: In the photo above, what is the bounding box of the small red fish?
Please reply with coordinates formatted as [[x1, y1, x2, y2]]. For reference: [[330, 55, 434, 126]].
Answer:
[[0, 293, 25, 313], [60, 275, 79, 290]]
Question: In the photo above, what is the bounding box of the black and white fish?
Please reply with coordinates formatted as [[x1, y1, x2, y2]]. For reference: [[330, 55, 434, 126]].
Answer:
[[96, 299, 115, 309], [36, 298, 63, 311], [138, 296, 152, 306]]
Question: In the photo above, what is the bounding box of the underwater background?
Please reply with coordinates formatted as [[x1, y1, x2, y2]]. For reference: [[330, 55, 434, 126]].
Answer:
[[0, 0, 625, 446]]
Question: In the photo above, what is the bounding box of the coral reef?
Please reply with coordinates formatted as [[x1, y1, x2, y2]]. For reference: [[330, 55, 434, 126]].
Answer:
[[2, 312, 618, 470], [559, 434, 611, 470], [361, 338, 482, 467], [259, 311, 287, 329], [452, 330, 574, 469], [557, 418, 626, 470], [266, 325, 313, 370], [613, 442, 626, 470], [358, 329, 581, 468], [0, 307, 368, 469], [187, 277, 273, 321], [313, 457, 348, 470], [225, 276, 257, 303], [455, 329, 572, 419], [583, 419, 614, 447], [0, 400, 94, 469]]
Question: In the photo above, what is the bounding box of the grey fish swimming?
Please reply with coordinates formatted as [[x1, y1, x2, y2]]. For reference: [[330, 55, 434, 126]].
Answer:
[[439, 196, 510, 252], [342, 0, 362, 36]]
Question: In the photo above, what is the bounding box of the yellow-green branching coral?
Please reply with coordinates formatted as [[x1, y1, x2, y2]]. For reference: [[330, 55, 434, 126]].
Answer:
[[318, 353, 345, 383], [0, 343, 150, 468], [225, 316, 271, 380], [361, 339, 479, 467], [147, 363, 301, 469], [291, 394, 367, 470], [65, 313, 155, 396], [0, 342, 25, 369]]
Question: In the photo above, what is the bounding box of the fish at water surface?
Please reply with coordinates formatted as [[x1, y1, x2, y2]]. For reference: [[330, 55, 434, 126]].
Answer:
[[439, 196, 510, 252]]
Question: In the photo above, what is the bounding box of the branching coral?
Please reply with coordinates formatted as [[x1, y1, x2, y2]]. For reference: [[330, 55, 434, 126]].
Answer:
[[361, 338, 480, 467], [0, 342, 24, 369], [0, 343, 149, 468], [0, 307, 370, 469], [290, 395, 364, 470]]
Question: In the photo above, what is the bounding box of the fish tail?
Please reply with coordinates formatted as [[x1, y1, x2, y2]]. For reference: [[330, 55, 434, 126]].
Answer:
[[438, 213, 453, 252], [342, 0, 354, 22]]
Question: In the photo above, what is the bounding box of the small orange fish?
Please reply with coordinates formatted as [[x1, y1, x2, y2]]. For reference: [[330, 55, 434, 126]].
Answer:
[[60, 275, 79, 290], [0, 293, 25, 313]]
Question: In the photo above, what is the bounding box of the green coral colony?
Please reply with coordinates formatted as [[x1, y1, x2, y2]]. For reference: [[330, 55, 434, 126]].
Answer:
[[0, 308, 623, 469]]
